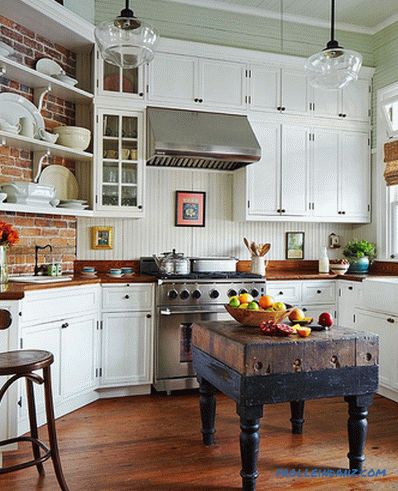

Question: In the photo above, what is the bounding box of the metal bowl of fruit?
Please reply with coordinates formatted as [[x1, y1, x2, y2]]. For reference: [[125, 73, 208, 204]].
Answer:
[[225, 294, 292, 327]]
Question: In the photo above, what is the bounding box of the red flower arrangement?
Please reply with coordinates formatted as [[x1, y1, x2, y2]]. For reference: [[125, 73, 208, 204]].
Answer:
[[0, 221, 19, 247]]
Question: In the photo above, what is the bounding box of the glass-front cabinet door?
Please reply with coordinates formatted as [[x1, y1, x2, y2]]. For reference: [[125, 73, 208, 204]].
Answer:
[[96, 109, 144, 216], [97, 52, 145, 99]]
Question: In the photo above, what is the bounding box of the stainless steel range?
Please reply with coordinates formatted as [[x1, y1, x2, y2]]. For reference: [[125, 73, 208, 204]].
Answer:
[[152, 271, 266, 393]]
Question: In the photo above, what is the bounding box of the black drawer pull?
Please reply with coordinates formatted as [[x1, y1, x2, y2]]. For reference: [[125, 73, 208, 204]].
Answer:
[[61, 322, 69, 329], [317, 290, 322, 294], [278, 291, 284, 295], [348, 286, 353, 291], [387, 317, 395, 324], [302, 308, 307, 312], [124, 295, 130, 299], [146, 314, 152, 319]]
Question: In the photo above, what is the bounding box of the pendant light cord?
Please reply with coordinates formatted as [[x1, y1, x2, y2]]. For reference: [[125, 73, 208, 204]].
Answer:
[[280, 0, 284, 53], [126, 0, 129, 9], [330, 0, 335, 42]]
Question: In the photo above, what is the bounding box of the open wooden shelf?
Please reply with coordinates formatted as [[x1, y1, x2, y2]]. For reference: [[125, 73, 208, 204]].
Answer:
[[0, 202, 94, 217], [0, 56, 93, 103], [0, 131, 93, 161]]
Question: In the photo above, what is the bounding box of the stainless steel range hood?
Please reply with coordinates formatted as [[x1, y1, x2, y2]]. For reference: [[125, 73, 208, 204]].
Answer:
[[146, 107, 261, 171]]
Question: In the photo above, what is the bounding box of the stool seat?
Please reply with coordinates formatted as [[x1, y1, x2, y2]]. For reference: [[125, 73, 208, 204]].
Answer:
[[0, 350, 53, 376]]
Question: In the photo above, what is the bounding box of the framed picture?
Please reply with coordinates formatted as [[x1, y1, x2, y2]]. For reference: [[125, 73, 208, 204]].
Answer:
[[285, 232, 305, 259], [175, 191, 206, 227], [91, 226, 113, 250]]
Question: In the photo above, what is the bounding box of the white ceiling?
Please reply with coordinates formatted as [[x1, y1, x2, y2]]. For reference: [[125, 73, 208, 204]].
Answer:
[[166, 0, 398, 34]]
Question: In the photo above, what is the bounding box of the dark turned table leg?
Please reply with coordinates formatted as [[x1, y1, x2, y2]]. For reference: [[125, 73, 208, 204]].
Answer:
[[237, 405, 263, 491], [345, 394, 373, 472], [290, 400, 305, 435], [198, 377, 217, 446]]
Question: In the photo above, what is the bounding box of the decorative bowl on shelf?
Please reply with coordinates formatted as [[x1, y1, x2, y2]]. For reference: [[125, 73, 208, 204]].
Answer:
[[54, 126, 91, 151], [330, 263, 350, 275], [1, 182, 55, 206], [225, 304, 293, 327]]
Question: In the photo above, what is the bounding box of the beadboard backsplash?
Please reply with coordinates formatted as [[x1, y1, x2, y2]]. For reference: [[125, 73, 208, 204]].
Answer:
[[77, 168, 354, 261]]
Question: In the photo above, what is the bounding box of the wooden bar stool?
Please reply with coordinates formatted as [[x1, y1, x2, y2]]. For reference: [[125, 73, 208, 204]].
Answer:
[[0, 349, 69, 491]]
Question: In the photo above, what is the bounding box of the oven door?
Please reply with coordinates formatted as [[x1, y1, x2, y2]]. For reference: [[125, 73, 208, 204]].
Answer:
[[156, 306, 229, 380]]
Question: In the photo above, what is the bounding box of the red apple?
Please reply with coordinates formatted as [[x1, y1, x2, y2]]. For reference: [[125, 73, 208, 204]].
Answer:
[[318, 312, 334, 328]]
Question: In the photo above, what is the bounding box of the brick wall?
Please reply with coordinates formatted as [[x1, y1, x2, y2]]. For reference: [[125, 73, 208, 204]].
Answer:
[[0, 15, 79, 274]]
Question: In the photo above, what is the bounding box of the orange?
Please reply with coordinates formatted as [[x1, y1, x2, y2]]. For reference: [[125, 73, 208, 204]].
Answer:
[[258, 295, 274, 309], [239, 293, 253, 304], [297, 327, 312, 338]]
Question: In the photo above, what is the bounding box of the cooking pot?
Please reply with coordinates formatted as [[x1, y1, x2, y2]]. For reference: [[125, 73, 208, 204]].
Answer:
[[153, 249, 191, 275]]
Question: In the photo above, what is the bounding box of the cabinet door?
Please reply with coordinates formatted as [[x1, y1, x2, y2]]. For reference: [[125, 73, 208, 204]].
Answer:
[[311, 129, 339, 217], [311, 86, 340, 118], [199, 58, 246, 110], [249, 64, 280, 112], [147, 53, 197, 105], [339, 131, 370, 219], [266, 282, 301, 305], [101, 312, 153, 387], [281, 68, 309, 114], [97, 54, 144, 98], [281, 126, 309, 215], [354, 310, 396, 388], [60, 314, 98, 398], [337, 282, 357, 329], [341, 79, 370, 121], [97, 109, 144, 216], [247, 122, 280, 216]]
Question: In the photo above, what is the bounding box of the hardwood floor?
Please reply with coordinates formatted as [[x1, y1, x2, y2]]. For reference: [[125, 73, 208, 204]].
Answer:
[[0, 393, 397, 490]]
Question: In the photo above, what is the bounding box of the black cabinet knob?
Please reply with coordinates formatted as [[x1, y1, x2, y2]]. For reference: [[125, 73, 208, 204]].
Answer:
[[146, 314, 152, 319], [281, 209, 286, 213], [194, 98, 199, 102], [139, 92, 144, 97], [138, 205, 143, 210], [278, 291, 284, 295], [199, 98, 203, 103], [343, 114, 347, 118], [281, 106, 286, 111], [61, 322, 69, 329], [124, 295, 130, 299], [317, 290, 322, 294], [387, 317, 395, 323], [348, 286, 353, 291], [277, 106, 281, 111], [302, 308, 307, 312]]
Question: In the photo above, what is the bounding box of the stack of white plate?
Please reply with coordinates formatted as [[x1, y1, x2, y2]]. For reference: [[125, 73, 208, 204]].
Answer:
[[58, 199, 89, 210]]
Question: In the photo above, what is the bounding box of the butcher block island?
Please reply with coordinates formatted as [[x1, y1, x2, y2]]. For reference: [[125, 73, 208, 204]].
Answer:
[[192, 321, 379, 491]]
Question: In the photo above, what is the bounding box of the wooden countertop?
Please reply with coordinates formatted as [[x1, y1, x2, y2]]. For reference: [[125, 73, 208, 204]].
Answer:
[[0, 274, 156, 301]]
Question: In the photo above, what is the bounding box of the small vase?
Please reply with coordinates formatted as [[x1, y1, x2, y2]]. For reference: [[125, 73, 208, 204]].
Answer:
[[347, 256, 369, 274], [251, 256, 266, 276], [0, 245, 8, 284]]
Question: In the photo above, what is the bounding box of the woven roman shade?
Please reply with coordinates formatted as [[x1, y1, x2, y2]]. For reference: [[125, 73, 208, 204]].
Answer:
[[384, 141, 398, 185]]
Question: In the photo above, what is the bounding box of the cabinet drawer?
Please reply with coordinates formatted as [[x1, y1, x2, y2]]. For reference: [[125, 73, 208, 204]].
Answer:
[[302, 282, 336, 304], [21, 286, 99, 326], [102, 284, 153, 311], [266, 282, 301, 304]]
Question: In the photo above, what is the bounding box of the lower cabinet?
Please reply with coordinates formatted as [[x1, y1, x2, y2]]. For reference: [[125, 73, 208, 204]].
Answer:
[[301, 304, 336, 322], [354, 309, 398, 393], [101, 311, 153, 387], [337, 280, 361, 329]]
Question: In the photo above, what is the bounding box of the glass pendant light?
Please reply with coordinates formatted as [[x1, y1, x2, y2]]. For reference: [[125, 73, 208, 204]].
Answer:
[[94, 0, 159, 69], [305, 0, 362, 90]]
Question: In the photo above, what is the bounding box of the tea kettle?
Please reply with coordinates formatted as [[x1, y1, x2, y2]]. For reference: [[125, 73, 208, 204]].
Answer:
[[152, 249, 191, 275]]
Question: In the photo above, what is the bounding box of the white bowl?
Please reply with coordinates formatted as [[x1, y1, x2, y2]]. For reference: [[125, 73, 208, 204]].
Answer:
[[1, 182, 55, 205], [330, 265, 350, 275], [54, 126, 91, 151]]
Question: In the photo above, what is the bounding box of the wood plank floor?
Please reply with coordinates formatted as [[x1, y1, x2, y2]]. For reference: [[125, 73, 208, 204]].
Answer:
[[0, 393, 397, 490]]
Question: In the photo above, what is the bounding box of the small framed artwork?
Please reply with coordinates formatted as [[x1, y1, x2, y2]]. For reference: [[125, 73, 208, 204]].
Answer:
[[175, 191, 206, 227], [286, 232, 305, 259], [91, 226, 113, 250]]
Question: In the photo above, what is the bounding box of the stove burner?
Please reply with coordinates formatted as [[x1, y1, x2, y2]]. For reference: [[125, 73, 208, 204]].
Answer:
[[154, 272, 263, 280]]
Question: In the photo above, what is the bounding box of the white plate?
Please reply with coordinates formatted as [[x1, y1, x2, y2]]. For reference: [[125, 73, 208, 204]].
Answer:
[[36, 58, 63, 77], [0, 41, 14, 58], [0, 93, 45, 133], [107, 274, 124, 278], [81, 271, 97, 277], [53, 74, 78, 87], [39, 165, 79, 200]]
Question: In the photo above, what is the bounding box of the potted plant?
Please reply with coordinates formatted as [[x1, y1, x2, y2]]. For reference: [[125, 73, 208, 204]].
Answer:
[[0, 221, 19, 284], [343, 239, 376, 274]]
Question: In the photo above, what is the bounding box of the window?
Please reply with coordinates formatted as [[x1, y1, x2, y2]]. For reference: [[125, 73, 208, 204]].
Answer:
[[388, 187, 398, 258], [382, 95, 398, 138]]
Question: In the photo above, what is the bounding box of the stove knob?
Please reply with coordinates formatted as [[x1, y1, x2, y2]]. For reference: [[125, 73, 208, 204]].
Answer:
[[251, 288, 260, 298], [168, 289, 178, 300], [180, 289, 190, 300], [209, 289, 220, 299], [239, 288, 248, 295], [192, 289, 201, 299], [227, 289, 237, 298]]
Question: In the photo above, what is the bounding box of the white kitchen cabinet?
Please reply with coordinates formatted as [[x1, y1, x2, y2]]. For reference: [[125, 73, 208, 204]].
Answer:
[[339, 131, 370, 219], [341, 78, 370, 122], [101, 311, 153, 387], [311, 86, 340, 118], [248, 64, 280, 112], [337, 281, 360, 329], [199, 58, 247, 110], [147, 52, 197, 106], [266, 281, 301, 305], [354, 310, 398, 391], [310, 128, 339, 218], [281, 125, 309, 216], [281, 68, 309, 115], [302, 281, 336, 305], [95, 107, 145, 217]]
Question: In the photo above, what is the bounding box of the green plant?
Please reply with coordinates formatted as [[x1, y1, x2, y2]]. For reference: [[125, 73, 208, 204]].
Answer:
[[343, 240, 376, 261]]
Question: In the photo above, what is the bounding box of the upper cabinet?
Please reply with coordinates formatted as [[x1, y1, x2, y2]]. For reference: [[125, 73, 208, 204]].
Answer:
[[147, 52, 247, 111], [248, 64, 280, 112], [280, 68, 309, 115]]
